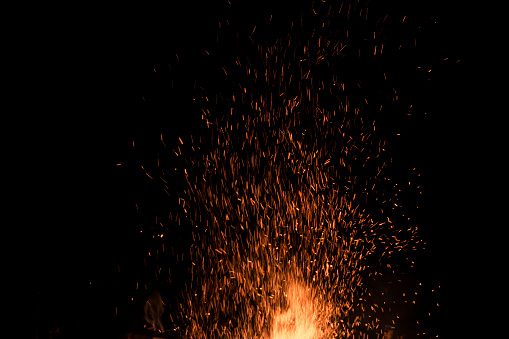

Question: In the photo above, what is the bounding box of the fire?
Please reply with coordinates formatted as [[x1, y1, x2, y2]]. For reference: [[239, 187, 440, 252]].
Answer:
[[271, 281, 328, 339]]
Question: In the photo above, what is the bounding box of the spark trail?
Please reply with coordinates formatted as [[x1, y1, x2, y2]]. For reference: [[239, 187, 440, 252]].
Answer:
[[138, 1, 434, 338]]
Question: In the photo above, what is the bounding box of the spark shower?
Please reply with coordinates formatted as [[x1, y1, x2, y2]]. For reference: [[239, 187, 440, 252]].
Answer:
[[129, 1, 444, 337]]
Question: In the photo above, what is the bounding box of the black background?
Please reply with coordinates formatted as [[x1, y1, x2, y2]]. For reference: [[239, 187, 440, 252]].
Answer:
[[24, 0, 493, 337]]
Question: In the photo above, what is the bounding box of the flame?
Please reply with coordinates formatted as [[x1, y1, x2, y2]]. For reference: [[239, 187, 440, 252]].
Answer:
[[271, 281, 326, 339], [144, 290, 165, 333]]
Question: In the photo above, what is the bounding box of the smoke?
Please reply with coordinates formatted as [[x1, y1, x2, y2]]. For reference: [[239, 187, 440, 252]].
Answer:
[[144, 290, 165, 333]]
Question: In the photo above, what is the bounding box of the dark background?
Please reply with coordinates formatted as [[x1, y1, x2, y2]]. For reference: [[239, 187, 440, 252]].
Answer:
[[24, 0, 492, 337]]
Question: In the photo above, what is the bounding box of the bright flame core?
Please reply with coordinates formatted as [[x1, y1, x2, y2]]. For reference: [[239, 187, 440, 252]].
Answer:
[[271, 281, 325, 339]]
